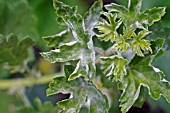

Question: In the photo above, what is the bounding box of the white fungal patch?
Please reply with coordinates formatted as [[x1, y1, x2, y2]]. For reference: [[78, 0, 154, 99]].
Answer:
[[153, 67, 161, 72]]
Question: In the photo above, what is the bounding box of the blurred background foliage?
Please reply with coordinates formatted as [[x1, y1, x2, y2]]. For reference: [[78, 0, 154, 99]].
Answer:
[[0, 0, 170, 113]]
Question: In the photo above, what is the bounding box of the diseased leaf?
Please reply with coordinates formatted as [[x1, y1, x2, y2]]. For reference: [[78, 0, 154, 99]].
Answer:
[[101, 55, 128, 82], [95, 12, 122, 42], [105, 0, 166, 29], [133, 87, 147, 108], [138, 7, 166, 26], [41, 0, 102, 80], [43, 29, 72, 48], [47, 65, 109, 113], [128, 0, 142, 14], [42, 41, 81, 62], [0, 34, 33, 66], [84, 0, 102, 33], [119, 66, 170, 113], [118, 39, 170, 113]]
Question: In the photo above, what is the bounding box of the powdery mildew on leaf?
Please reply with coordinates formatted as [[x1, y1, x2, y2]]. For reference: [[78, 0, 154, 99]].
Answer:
[[118, 39, 170, 113], [41, 0, 103, 80], [47, 65, 109, 113]]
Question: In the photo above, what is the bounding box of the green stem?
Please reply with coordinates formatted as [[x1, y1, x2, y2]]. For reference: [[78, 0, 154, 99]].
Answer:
[[0, 73, 64, 89]]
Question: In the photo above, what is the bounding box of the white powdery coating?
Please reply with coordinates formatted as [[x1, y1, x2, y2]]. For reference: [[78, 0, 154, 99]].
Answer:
[[61, 41, 78, 46], [72, 30, 79, 41], [51, 49, 60, 52], [153, 67, 161, 72], [143, 20, 148, 24], [55, 30, 68, 37]]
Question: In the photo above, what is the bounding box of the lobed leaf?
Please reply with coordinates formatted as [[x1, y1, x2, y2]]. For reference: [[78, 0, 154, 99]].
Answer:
[[138, 7, 166, 26], [47, 65, 109, 113], [130, 38, 165, 66], [112, 35, 130, 52], [0, 34, 33, 66], [84, 0, 102, 33], [43, 29, 71, 48], [105, 0, 166, 29], [101, 55, 128, 82], [95, 13, 122, 42], [118, 38, 168, 113], [41, 41, 81, 63], [128, 0, 142, 14], [132, 30, 152, 57], [42, 0, 103, 80], [119, 66, 170, 113]]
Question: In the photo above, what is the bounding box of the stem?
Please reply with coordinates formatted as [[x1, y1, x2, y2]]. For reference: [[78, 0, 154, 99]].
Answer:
[[0, 73, 64, 89]]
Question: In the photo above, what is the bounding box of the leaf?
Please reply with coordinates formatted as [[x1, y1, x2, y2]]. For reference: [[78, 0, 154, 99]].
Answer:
[[0, 0, 39, 42], [119, 66, 170, 113], [112, 35, 130, 52], [42, 0, 102, 80], [43, 29, 72, 48], [0, 34, 33, 66], [53, 0, 87, 42], [118, 39, 170, 113], [105, 0, 166, 29], [128, 0, 142, 14], [131, 30, 152, 57], [18, 98, 60, 113], [47, 65, 109, 113], [138, 7, 166, 26], [84, 0, 102, 32], [95, 12, 122, 42], [101, 55, 128, 82], [130, 38, 165, 66]]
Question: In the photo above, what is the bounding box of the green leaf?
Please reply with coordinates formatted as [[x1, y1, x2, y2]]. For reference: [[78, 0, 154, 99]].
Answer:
[[130, 38, 165, 66], [41, 42, 81, 62], [105, 0, 166, 29], [119, 66, 170, 113], [133, 87, 147, 108], [112, 35, 130, 52], [118, 39, 170, 113], [42, 0, 103, 80], [95, 12, 122, 42], [47, 65, 109, 113], [53, 0, 88, 42], [84, 0, 102, 33], [132, 30, 152, 57], [101, 55, 128, 82], [43, 29, 72, 48], [18, 98, 59, 113], [0, 34, 33, 66], [0, 0, 39, 42], [128, 0, 142, 14], [104, 3, 128, 14], [138, 7, 166, 26]]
